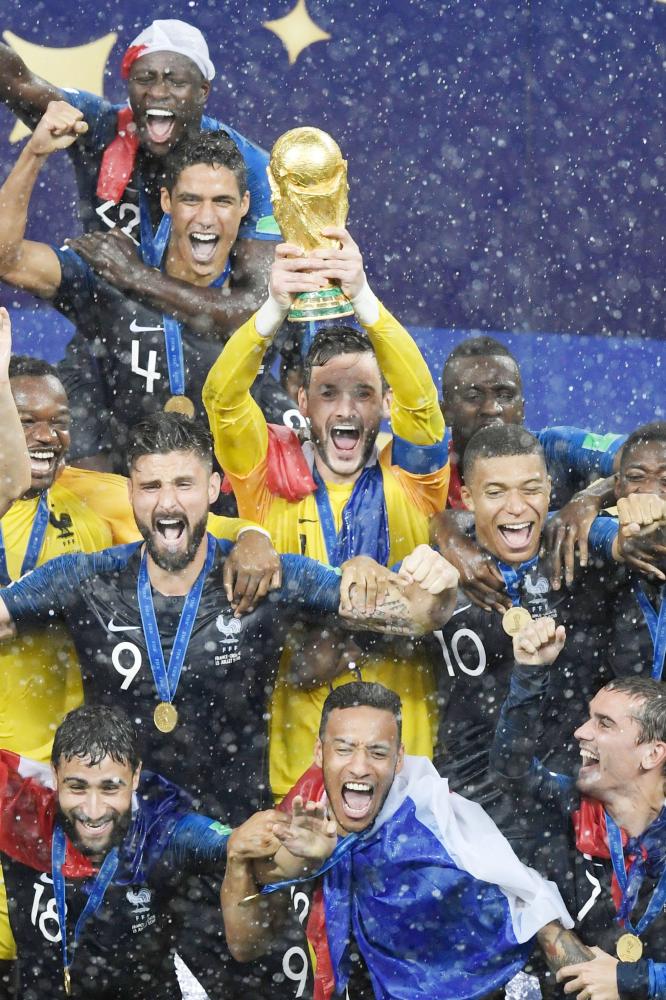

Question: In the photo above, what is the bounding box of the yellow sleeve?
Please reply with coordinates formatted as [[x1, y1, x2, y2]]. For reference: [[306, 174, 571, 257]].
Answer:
[[206, 514, 269, 542], [363, 301, 445, 446], [58, 467, 140, 544], [202, 314, 270, 476]]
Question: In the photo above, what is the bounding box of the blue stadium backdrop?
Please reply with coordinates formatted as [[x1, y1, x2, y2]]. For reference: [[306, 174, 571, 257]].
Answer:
[[0, 0, 663, 432]]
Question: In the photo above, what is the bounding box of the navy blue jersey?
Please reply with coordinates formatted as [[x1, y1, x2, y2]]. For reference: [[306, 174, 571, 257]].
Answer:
[[1, 765, 312, 999], [430, 555, 611, 840], [492, 666, 666, 999], [33, 88, 277, 243], [1, 537, 340, 823], [51, 246, 290, 466]]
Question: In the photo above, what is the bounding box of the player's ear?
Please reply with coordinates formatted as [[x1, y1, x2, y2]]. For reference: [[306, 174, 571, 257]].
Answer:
[[160, 187, 172, 215], [240, 190, 250, 219], [208, 471, 221, 504], [460, 486, 474, 511], [297, 386, 308, 418], [132, 763, 142, 792], [395, 743, 405, 774], [314, 738, 323, 768], [641, 741, 666, 775]]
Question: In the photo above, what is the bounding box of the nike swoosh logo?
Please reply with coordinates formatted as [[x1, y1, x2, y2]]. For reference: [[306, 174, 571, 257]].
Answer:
[[298, 519, 319, 524], [107, 619, 141, 633], [129, 320, 164, 333]]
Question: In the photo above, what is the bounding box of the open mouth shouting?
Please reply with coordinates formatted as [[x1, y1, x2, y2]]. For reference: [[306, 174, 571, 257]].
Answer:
[[497, 521, 534, 552], [329, 424, 362, 458], [144, 108, 176, 146], [341, 780, 375, 821], [189, 231, 220, 265], [154, 515, 187, 549]]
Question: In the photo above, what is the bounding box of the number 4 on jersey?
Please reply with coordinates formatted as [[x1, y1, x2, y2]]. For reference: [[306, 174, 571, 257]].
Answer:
[[131, 341, 162, 394]]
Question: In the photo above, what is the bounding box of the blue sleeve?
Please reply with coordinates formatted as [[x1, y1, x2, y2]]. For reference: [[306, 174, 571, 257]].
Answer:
[[648, 960, 666, 998], [207, 117, 279, 241], [616, 958, 657, 998], [163, 813, 231, 874], [1, 543, 139, 623], [491, 664, 575, 814], [588, 514, 619, 561], [538, 426, 626, 489], [391, 434, 448, 475], [274, 555, 341, 614], [50, 246, 98, 331]]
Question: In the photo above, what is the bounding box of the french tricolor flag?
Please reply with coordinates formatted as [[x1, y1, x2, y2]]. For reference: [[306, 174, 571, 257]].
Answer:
[[281, 756, 573, 1000]]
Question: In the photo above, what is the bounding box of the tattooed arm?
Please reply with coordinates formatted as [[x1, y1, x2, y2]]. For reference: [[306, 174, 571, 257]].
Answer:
[[538, 921, 595, 974], [338, 547, 459, 636]]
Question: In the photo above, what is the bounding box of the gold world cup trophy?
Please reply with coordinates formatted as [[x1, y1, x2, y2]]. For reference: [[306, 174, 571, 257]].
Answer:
[[268, 126, 355, 323]]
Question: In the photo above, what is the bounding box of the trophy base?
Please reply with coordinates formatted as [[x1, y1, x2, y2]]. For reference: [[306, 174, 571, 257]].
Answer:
[[287, 287, 355, 323]]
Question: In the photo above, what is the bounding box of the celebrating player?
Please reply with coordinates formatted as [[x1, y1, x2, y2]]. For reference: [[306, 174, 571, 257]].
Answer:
[[0, 409, 457, 996], [0, 703, 241, 999], [0, 104, 283, 468], [203, 231, 449, 799], [493, 617, 666, 1000], [434, 335, 627, 609], [429, 423, 612, 835], [0, 19, 285, 468], [222, 681, 574, 999]]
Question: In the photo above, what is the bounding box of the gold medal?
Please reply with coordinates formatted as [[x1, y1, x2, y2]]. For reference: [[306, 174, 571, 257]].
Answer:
[[154, 702, 178, 733], [616, 933, 643, 962], [64, 967, 72, 995], [164, 395, 195, 418], [502, 606, 533, 636]]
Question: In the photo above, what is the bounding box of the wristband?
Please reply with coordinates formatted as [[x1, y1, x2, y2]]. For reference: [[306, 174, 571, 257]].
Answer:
[[255, 294, 290, 338], [350, 279, 380, 326]]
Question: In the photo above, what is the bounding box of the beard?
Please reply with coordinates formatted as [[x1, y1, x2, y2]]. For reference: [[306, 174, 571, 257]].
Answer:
[[56, 803, 132, 860], [136, 511, 208, 572]]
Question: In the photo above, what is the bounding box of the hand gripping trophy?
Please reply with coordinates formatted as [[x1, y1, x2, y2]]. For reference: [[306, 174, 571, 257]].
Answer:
[[268, 126, 355, 322]]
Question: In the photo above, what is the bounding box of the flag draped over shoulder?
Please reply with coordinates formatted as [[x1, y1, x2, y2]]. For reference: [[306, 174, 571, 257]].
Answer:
[[283, 756, 572, 1000], [0, 750, 193, 883]]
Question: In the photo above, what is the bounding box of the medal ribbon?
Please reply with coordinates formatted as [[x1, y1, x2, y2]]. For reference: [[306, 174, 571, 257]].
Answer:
[[51, 824, 119, 983], [259, 831, 360, 896], [605, 811, 666, 935], [311, 463, 389, 568], [633, 583, 666, 681], [162, 262, 231, 398], [0, 492, 50, 586], [495, 556, 539, 606], [137, 532, 217, 705], [138, 188, 232, 401], [138, 188, 172, 268]]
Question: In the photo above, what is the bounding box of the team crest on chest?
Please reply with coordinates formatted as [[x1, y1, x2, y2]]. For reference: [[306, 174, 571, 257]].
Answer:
[[126, 886, 155, 933]]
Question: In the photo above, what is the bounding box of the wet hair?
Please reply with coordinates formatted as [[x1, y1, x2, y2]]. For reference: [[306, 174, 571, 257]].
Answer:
[[601, 677, 666, 770], [9, 354, 61, 382], [164, 130, 248, 198], [619, 421, 666, 470], [462, 423, 545, 482], [302, 327, 386, 392], [442, 336, 520, 393], [126, 412, 213, 472], [319, 681, 402, 744], [51, 705, 141, 771]]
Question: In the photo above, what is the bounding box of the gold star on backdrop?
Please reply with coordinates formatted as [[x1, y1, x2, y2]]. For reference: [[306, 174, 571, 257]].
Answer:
[[3, 30, 117, 143], [263, 0, 331, 66]]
